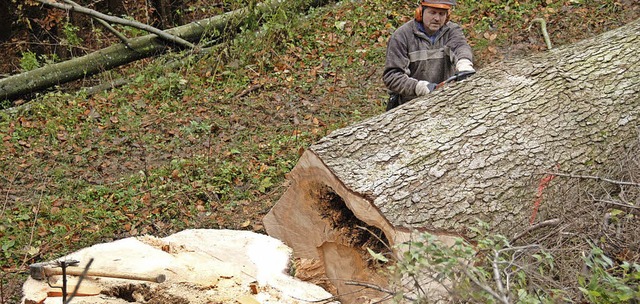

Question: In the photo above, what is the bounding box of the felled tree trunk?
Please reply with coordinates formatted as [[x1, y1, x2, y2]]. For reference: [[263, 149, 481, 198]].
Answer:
[[264, 18, 640, 302]]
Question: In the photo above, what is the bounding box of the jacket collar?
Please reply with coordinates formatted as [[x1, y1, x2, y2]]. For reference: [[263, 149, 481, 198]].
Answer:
[[415, 20, 449, 43]]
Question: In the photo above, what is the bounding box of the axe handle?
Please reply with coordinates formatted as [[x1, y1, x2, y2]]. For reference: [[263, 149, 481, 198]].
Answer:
[[43, 266, 166, 283]]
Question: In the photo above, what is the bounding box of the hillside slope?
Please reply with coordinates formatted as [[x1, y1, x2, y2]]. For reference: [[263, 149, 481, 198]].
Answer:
[[1, 0, 638, 302]]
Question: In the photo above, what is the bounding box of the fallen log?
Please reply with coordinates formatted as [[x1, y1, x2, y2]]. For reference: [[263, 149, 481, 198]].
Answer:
[[0, 0, 332, 101], [39, 0, 195, 48], [264, 18, 640, 302]]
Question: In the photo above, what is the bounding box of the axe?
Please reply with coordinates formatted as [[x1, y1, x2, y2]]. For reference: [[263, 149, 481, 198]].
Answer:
[[29, 262, 166, 283]]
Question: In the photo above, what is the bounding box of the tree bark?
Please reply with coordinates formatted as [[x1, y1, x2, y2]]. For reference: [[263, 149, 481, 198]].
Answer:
[[102, 0, 125, 17], [0, 0, 332, 101], [151, 0, 184, 29], [264, 18, 640, 302]]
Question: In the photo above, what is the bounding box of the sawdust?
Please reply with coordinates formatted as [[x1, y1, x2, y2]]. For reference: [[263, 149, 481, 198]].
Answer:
[[136, 235, 188, 254]]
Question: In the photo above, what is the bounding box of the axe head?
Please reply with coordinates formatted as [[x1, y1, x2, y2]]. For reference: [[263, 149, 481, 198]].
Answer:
[[29, 262, 50, 280]]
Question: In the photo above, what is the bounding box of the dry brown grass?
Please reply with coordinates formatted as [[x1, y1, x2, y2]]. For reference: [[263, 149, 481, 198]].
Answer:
[[512, 136, 640, 298]]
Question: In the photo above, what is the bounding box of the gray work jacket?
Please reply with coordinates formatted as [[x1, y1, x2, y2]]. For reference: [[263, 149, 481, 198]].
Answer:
[[383, 20, 473, 103]]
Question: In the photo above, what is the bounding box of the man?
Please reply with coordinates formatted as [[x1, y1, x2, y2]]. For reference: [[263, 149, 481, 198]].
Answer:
[[383, 0, 474, 110]]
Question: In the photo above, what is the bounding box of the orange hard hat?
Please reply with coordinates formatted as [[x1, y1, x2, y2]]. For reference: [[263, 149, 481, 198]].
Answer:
[[419, 0, 456, 10], [415, 0, 455, 22]]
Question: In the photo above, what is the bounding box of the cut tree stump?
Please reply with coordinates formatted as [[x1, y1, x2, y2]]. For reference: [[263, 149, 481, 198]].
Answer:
[[264, 18, 640, 302]]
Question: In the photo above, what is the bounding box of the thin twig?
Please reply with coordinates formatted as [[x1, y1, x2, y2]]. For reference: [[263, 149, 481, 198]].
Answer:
[[492, 250, 508, 302], [497, 244, 541, 254], [511, 218, 560, 243], [459, 265, 509, 304], [355, 225, 396, 259], [21, 183, 45, 267], [63, 0, 133, 48], [529, 18, 553, 50], [0, 173, 18, 219], [545, 171, 640, 187], [234, 84, 264, 98], [345, 281, 417, 302], [595, 199, 640, 212], [493, 245, 543, 303]]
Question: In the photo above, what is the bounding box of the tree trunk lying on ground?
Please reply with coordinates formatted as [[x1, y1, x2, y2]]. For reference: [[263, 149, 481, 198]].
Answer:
[[264, 18, 640, 302], [0, 0, 331, 101]]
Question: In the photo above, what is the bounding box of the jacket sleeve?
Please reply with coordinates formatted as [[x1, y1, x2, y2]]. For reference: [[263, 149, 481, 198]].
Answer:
[[382, 27, 419, 98], [446, 23, 473, 63]]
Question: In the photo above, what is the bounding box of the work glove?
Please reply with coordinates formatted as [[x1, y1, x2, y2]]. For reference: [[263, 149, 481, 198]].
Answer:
[[456, 58, 475, 73], [415, 81, 437, 96]]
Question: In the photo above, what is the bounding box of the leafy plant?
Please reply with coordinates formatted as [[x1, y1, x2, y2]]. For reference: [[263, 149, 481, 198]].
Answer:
[[19, 50, 40, 71], [62, 22, 83, 46], [373, 222, 565, 303], [578, 245, 640, 303]]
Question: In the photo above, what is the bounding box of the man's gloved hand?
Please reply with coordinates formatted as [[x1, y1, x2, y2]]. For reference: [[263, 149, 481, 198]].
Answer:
[[456, 58, 475, 73], [415, 81, 437, 96]]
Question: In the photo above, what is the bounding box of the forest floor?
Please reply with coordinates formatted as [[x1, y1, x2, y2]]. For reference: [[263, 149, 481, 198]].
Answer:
[[1, 0, 639, 302]]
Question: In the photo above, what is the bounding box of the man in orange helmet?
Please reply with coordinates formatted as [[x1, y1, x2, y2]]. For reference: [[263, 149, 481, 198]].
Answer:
[[383, 0, 474, 110]]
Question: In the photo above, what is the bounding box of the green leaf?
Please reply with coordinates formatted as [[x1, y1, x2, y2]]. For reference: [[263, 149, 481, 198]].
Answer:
[[610, 209, 624, 216], [27, 246, 39, 256], [618, 292, 633, 301], [258, 177, 273, 193], [367, 248, 388, 262], [517, 289, 528, 300], [2, 239, 15, 251]]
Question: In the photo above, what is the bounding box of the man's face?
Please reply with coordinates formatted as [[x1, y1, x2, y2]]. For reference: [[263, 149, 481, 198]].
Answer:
[[422, 7, 448, 35]]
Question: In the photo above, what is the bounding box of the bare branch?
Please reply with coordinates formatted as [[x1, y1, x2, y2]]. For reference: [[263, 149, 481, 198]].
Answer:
[[63, 0, 133, 49], [459, 265, 509, 304], [36, 0, 195, 49], [511, 218, 560, 243], [0, 173, 18, 219], [529, 18, 553, 50], [492, 250, 508, 302], [595, 199, 640, 213], [235, 84, 264, 99], [356, 225, 397, 259], [545, 171, 640, 187], [345, 281, 417, 302], [497, 244, 542, 254]]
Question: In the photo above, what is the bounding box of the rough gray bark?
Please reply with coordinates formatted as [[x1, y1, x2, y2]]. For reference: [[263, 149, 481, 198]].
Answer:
[[0, 0, 332, 101], [264, 19, 640, 302]]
